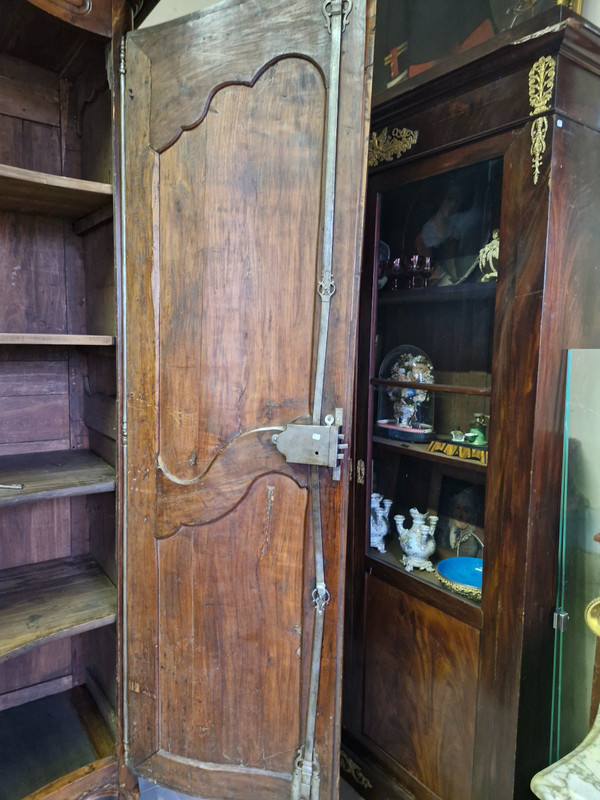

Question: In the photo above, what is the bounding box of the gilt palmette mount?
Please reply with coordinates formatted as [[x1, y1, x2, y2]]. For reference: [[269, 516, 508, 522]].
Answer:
[[368, 126, 418, 167], [529, 55, 556, 185]]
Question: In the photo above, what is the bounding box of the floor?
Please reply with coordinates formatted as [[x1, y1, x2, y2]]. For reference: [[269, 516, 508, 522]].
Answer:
[[138, 776, 363, 800], [1, 691, 100, 800]]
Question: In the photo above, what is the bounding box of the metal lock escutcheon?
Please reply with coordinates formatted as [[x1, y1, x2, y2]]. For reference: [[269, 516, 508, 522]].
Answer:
[[271, 408, 348, 480]]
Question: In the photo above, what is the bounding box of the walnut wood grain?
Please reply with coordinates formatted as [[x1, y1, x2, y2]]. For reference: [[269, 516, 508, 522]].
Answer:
[[123, 3, 373, 798], [0, 554, 116, 663]]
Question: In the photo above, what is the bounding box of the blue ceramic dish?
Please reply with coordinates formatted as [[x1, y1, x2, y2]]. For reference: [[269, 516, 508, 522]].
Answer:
[[436, 556, 483, 601]]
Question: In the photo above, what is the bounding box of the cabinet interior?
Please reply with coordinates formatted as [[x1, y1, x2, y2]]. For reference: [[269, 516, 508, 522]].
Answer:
[[0, 3, 117, 797]]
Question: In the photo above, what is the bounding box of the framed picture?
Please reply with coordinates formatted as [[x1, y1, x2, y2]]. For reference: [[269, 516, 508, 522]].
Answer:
[[428, 468, 486, 559]]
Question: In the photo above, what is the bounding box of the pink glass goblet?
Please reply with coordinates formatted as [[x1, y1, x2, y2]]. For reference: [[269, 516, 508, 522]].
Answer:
[[389, 258, 403, 292], [420, 256, 435, 287], [404, 254, 421, 289]]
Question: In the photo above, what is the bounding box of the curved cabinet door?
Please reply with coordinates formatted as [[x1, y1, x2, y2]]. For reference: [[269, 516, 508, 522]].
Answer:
[[122, 2, 372, 799]]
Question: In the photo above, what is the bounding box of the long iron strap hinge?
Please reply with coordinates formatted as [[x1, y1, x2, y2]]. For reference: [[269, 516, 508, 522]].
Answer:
[[119, 38, 126, 75], [271, 408, 348, 480]]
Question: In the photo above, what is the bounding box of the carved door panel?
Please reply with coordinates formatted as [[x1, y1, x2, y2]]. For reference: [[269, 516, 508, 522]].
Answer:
[[121, 2, 372, 799]]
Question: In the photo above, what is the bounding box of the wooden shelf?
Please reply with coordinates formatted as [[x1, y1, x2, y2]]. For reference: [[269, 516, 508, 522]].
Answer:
[[373, 436, 487, 473], [371, 377, 491, 396], [0, 334, 115, 346], [0, 450, 115, 506], [0, 555, 117, 664], [377, 281, 496, 306], [0, 164, 112, 218], [365, 548, 483, 630]]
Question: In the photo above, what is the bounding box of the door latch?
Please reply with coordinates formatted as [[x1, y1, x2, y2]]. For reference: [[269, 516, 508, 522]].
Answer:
[[271, 408, 348, 481]]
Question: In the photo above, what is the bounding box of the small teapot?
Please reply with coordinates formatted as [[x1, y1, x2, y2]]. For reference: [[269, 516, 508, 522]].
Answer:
[[395, 508, 438, 572]]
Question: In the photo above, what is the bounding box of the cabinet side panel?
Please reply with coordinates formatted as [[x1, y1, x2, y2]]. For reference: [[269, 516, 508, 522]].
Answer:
[[0, 639, 72, 701], [516, 117, 600, 790], [0, 213, 68, 334], [0, 499, 72, 569]]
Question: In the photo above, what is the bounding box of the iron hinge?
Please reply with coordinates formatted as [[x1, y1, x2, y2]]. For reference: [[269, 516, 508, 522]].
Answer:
[[553, 608, 569, 632]]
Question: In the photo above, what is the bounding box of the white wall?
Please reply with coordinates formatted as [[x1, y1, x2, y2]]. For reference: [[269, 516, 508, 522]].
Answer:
[[583, 0, 600, 26], [140, 0, 218, 26], [142, 0, 600, 30]]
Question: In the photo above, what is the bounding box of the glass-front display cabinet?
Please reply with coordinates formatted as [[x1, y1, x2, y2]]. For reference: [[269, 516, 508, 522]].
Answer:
[[371, 0, 583, 98], [367, 157, 502, 602], [342, 9, 600, 800]]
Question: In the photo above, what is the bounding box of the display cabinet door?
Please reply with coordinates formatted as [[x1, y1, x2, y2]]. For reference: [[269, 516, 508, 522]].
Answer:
[[121, 2, 371, 799]]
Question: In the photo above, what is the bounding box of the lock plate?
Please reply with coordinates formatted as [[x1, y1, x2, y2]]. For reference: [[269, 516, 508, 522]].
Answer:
[[271, 408, 347, 480]]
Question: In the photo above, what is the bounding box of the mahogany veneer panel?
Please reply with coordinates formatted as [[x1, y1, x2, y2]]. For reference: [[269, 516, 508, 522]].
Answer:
[[0, 450, 115, 506], [0, 554, 116, 663], [362, 574, 479, 800], [0, 164, 111, 217]]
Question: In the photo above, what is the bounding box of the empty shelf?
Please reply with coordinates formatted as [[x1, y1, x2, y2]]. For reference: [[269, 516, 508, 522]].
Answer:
[[0, 333, 115, 346], [0, 164, 112, 218], [0, 450, 115, 506], [0, 555, 117, 663]]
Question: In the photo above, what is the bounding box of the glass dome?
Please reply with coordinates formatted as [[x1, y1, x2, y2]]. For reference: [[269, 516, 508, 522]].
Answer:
[[376, 344, 435, 442]]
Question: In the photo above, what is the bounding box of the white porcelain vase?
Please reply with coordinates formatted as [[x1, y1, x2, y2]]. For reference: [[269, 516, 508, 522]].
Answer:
[[395, 508, 438, 572]]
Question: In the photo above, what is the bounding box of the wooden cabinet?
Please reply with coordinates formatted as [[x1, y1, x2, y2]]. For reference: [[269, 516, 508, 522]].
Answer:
[[0, 2, 123, 797], [342, 9, 600, 800], [0, 2, 374, 800]]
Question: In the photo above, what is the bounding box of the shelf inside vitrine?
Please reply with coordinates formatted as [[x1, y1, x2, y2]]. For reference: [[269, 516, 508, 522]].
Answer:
[[0, 555, 116, 664], [373, 436, 487, 473], [0, 450, 115, 506], [0, 334, 115, 346], [0, 164, 112, 218], [365, 544, 483, 629], [371, 377, 491, 396], [377, 281, 496, 306]]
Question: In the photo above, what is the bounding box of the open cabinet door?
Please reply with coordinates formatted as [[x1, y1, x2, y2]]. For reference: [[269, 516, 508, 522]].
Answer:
[[121, 2, 373, 799]]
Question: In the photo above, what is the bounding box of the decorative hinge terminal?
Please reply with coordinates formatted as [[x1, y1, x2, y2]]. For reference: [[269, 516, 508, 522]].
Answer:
[[291, 745, 321, 800], [322, 0, 353, 33]]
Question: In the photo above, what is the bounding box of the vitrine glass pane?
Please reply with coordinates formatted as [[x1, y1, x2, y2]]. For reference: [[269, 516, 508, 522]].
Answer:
[[367, 158, 502, 604], [372, 1, 579, 95], [551, 349, 600, 760]]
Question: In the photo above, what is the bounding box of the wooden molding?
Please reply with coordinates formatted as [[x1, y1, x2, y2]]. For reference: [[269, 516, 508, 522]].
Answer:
[[26, 0, 112, 39]]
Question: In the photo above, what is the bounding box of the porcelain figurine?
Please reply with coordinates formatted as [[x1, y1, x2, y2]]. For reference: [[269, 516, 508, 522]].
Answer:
[[466, 413, 489, 446], [395, 508, 438, 572], [370, 494, 392, 553]]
